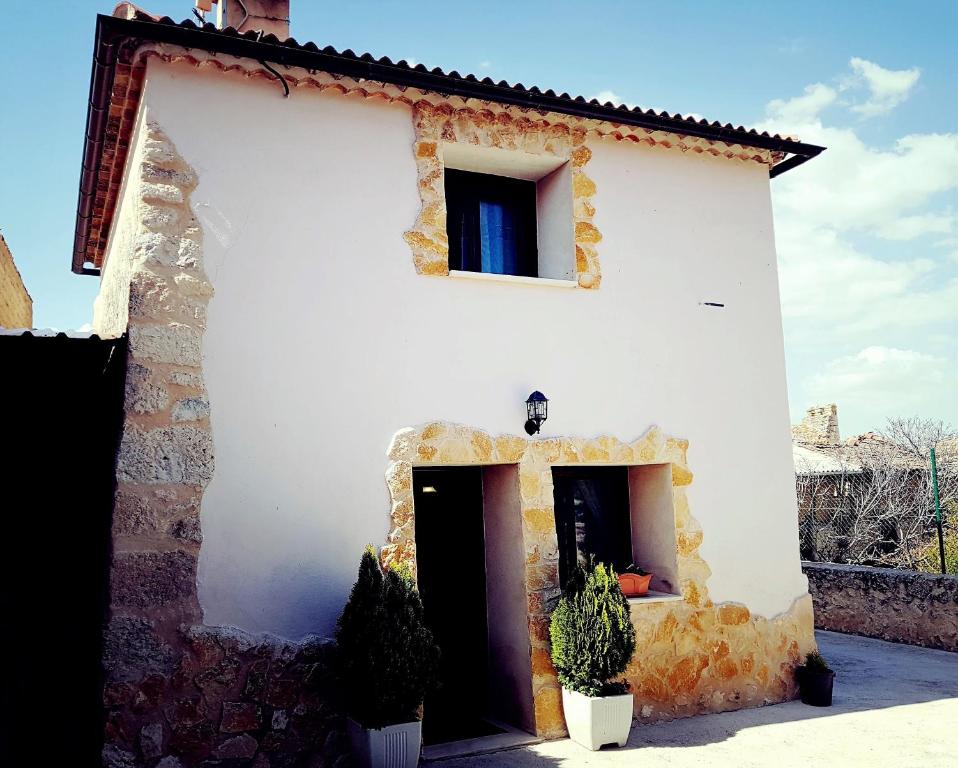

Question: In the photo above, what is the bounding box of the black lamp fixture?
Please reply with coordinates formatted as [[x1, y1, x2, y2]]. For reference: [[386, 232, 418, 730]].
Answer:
[[524, 391, 549, 435]]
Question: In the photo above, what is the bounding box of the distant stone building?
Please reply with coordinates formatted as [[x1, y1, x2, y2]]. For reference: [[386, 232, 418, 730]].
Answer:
[[0, 232, 32, 328], [792, 405, 944, 567], [792, 404, 840, 446]]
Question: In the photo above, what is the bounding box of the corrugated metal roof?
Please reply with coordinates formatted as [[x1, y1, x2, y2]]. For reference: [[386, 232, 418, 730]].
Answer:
[[0, 329, 102, 340], [793, 444, 863, 475]]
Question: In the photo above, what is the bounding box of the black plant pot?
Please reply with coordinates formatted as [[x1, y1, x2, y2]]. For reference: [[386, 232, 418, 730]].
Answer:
[[797, 666, 834, 707]]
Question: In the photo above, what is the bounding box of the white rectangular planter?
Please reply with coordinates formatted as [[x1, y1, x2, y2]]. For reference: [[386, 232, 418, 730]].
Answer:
[[346, 717, 422, 768], [561, 688, 633, 751]]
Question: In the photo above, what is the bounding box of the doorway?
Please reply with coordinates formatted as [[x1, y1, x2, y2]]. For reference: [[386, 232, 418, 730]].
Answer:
[[413, 465, 534, 746]]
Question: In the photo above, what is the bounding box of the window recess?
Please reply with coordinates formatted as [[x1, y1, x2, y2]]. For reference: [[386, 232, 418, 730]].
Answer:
[[445, 169, 538, 278], [551, 464, 680, 596], [441, 143, 576, 281]]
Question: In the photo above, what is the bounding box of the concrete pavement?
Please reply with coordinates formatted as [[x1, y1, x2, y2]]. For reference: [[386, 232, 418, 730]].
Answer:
[[430, 630, 958, 767]]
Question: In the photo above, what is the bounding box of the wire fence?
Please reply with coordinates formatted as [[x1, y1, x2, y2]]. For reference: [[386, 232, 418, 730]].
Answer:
[[797, 483, 955, 573]]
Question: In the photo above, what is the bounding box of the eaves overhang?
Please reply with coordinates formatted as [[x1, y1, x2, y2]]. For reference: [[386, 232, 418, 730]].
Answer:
[[72, 13, 826, 274]]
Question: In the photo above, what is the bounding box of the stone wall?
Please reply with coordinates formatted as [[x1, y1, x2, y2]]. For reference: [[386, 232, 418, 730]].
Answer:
[[791, 404, 840, 446], [102, 625, 343, 768], [97, 118, 345, 767], [0, 232, 32, 328], [803, 562, 958, 651]]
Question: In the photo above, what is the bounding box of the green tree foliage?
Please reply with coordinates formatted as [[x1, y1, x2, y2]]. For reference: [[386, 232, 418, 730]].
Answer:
[[335, 546, 440, 728], [549, 562, 637, 697], [919, 526, 958, 574]]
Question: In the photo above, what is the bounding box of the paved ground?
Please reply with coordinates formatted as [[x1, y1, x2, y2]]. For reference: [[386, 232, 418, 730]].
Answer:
[[431, 631, 958, 767]]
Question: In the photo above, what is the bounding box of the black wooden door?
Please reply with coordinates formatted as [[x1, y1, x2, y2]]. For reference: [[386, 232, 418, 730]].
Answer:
[[413, 466, 496, 744]]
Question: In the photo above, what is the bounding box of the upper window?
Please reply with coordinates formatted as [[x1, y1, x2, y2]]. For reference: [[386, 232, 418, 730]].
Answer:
[[445, 169, 538, 278], [440, 143, 576, 282]]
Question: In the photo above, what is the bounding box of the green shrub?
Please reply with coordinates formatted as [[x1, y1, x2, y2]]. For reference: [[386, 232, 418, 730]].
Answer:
[[918, 528, 958, 575], [335, 546, 440, 728], [549, 562, 636, 697], [803, 651, 831, 673]]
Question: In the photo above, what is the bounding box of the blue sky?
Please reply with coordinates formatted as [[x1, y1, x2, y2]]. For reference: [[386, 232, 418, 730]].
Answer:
[[1, 1, 955, 435]]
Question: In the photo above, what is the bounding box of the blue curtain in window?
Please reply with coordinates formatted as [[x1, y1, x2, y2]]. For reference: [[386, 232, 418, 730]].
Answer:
[[479, 200, 518, 275]]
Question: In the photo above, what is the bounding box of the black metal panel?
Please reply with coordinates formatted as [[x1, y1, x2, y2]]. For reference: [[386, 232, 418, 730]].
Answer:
[[0, 333, 127, 766]]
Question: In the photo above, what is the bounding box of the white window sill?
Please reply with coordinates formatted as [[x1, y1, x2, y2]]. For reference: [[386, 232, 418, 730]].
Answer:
[[627, 590, 685, 607], [448, 270, 578, 289]]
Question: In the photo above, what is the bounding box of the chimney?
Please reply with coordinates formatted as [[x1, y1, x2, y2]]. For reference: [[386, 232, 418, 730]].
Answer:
[[211, 0, 290, 39], [791, 404, 841, 446]]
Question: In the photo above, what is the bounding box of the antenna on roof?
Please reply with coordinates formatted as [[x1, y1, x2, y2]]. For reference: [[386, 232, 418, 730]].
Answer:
[[193, 1, 217, 24], [195, 1, 290, 37]]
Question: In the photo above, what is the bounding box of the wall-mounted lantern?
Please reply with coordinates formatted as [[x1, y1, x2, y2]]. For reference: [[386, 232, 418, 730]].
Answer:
[[524, 391, 549, 435]]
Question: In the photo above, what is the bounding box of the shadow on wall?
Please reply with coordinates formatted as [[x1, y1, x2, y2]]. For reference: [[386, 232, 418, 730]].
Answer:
[[201, 559, 354, 639]]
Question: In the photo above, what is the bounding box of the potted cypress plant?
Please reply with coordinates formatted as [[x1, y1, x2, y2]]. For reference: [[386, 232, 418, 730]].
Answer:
[[796, 650, 834, 707], [335, 546, 440, 768], [550, 563, 637, 750]]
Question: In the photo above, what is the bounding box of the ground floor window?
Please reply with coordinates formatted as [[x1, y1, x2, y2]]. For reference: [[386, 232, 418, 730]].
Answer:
[[551, 463, 681, 596], [552, 466, 633, 587]]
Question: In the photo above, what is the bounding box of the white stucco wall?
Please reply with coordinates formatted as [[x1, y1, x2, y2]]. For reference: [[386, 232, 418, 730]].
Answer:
[[123, 59, 807, 639]]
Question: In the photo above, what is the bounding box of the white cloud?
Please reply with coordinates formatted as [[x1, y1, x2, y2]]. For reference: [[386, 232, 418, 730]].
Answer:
[[876, 212, 953, 241], [766, 83, 837, 127], [75, 322, 93, 333], [806, 347, 956, 428], [766, 59, 958, 432], [592, 89, 621, 105], [479, 60, 492, 69], [756, 58, 958, 347], [589, 92, 701, 120], [776, 219, 958, 337], [758, 120, 958, 237], [846, 57, 921, 118]]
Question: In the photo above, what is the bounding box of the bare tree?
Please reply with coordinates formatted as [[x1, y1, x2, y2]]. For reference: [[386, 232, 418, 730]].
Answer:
[[882, 416, 958, 467], [796, 417, 957, 569]]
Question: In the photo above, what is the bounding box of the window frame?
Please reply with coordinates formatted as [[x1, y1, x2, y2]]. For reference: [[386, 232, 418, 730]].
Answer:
[[552, 466, 634, 588], [444, 168, 539, 278]]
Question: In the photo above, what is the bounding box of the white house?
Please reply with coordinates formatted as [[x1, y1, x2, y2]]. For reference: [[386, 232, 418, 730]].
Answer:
[[77, 2, 825, 764]]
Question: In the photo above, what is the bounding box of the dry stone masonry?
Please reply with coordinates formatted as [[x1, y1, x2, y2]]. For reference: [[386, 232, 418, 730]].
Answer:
[[792, 404, 840, 446], [103, 118, 212, 643], [0, 232, 32, 328], [102, 625, 343, 768], [804, 562, 958, 651], [96, 120, 344, 767], [385, 423, 817, 737]]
